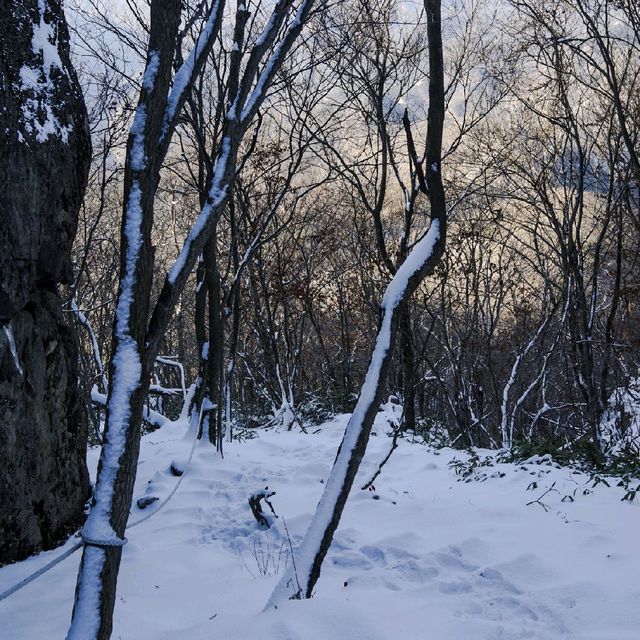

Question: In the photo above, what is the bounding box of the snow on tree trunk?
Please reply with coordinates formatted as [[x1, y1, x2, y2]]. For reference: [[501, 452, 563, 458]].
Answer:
[[68, 0, 317, 636], [266, 0, 447, 606], [67, 5, 184, 637], [266, 220, 445, 606]]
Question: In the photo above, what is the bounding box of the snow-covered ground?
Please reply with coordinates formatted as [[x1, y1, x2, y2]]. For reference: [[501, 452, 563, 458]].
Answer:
[[2, 409, 639, 639]]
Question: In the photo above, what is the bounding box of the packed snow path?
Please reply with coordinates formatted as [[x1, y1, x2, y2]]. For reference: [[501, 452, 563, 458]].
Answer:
[[1, 410, 639, 639]]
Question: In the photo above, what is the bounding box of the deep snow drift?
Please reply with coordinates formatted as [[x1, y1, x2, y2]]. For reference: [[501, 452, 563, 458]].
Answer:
[[1, 407, 639, 639]]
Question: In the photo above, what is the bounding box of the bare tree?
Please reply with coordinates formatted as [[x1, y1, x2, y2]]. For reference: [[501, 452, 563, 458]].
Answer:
[[267, 0, 447, 606], [68, 0, 321, 636]]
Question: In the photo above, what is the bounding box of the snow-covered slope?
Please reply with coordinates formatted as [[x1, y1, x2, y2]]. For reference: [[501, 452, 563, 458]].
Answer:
[[1, 410, 639, 639]]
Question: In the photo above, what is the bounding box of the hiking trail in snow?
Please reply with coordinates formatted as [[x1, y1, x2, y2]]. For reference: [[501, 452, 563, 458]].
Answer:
[[1, 409, 638, 639]]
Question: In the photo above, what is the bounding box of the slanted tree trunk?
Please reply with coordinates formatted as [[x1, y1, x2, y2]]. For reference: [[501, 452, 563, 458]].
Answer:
[[266, 0, 447, 606], [0, 0, 91, 565], [68, 5, 184, 637]]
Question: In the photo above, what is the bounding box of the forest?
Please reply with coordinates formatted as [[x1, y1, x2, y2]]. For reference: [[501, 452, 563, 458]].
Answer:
[[0, 0, 639, 638]]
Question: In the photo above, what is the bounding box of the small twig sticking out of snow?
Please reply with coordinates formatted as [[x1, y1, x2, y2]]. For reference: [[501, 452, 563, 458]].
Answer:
[[526, 481, 558, 512], [281, 517, 303, 602], [361, 416, 403, 491]]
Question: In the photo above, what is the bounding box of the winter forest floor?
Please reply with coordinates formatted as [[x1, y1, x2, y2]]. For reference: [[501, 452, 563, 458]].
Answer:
[[2, 408, 639, 639]]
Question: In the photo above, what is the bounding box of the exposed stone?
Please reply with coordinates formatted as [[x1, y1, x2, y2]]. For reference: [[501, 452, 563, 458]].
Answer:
[[136, 495, 160, 510], [0, 290, 90, 564], [170, 462, 184, 477], [0, 1, 91, 564]]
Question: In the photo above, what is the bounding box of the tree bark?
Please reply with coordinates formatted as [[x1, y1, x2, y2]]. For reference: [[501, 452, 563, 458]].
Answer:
[[400, 305, 416, 431], [204, 232, 224, 448], [68, 4, 183, 636]]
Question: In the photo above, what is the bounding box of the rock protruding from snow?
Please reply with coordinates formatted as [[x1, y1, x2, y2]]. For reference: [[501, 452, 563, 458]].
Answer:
[[136, 496, 160, 510]]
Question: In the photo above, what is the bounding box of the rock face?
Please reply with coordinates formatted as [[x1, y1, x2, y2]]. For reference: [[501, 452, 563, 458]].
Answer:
[[0, 290, 90, 562], [0, 0, 91, 564]]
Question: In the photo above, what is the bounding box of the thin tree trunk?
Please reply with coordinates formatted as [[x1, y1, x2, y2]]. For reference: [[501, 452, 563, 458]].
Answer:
[[68, 5, 184, 637], [400, 305, 416, 431], [266, 0, 447, 606], [203, 232, 224, 447], [68, 1, 317, 634]]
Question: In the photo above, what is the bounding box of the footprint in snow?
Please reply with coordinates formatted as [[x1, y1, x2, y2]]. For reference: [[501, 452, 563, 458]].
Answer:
[[439, 579, 473, 594], [337, 540, 568, 638]]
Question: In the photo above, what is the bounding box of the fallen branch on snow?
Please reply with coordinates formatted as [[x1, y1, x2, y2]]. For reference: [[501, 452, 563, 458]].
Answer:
[[249, 488, 278, 528]]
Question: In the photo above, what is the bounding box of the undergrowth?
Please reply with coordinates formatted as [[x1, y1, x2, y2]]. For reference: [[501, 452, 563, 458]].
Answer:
[[447, 437, 640, 502]]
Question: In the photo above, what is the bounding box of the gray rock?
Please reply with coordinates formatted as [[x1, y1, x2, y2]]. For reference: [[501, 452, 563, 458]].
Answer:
[[170, 462, 184, 477], [0, 1, 91, 564], [136, 496, 160, 510]]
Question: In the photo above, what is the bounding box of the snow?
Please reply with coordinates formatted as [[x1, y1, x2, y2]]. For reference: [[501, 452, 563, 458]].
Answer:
[[92, 387, 172, 431], [253, 4, 282, 49], [167, 136, 231, 285], [67, 94, 151, 633], [130, 50, 161, 170], [142, 50, 160, 92], [2, 325, 23, 376], [130, 106, 148, 171], [601, 377, 640, 452], [240, 0, 311, 124], [79, 179, 145, 545], [18, 0, 72, 142], [381, 219, 441, 310], [2, 407, 640, 639], [80, 344, 140, 543], [65, 546, 103, 640]]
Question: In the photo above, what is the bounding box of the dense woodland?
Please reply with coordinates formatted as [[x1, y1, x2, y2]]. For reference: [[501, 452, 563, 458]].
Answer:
[[0, 0, 639, 637], [67, 0, 640, 452]]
